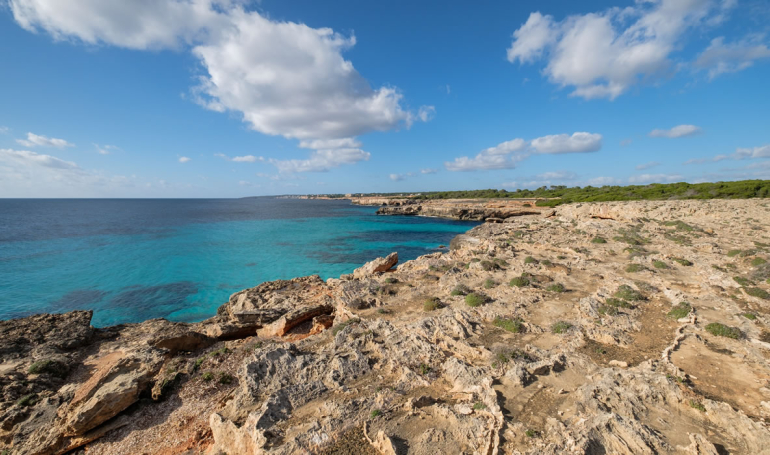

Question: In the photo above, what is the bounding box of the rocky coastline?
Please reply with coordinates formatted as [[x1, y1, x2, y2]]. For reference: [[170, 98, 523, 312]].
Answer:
[[353, 197, 544, 221], [2, 199, 770, 454]]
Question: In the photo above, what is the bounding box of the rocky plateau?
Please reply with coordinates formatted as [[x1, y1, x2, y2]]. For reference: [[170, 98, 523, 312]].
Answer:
[[2, 199, 770, 454]]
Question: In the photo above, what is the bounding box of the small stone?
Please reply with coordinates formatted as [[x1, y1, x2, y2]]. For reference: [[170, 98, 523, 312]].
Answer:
[[609, 360, 628, 368]]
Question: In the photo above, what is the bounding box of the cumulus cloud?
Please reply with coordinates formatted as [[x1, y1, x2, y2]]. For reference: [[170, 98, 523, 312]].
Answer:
[[389, 173, 406, 181], [649, 124, 702, 138], [9, 0, 433, 171], [694, 35, 770, 79], [635, 161, 661, 170], [421, 168, 438, 174], [507, 0, 738, 100], [16, 132, 74, 148], [530, 132, 602, 154], [734, 145, 770, 159], [0, 148, 78, 169], [445, 138, 527, 171], [628, 173, 683, 183], [268, 148, 370, 173], [178, 156, 191, 163]]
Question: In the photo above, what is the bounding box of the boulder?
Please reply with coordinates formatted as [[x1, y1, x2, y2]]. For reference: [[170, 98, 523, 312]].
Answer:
[[352, 252, 398, 279]]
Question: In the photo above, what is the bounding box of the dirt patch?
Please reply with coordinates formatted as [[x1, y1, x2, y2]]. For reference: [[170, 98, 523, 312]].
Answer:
[[318, 426, 371, 455]]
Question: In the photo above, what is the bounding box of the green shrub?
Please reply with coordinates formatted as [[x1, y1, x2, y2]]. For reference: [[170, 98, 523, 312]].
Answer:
[[16, 394, 36, 407], [652, 260, 668, 269], [705, 322, 742, 339], [733, 276, 753, 286], [202, 372, 214, 382], [480, 260, 498, 271], [370, 409, 382, 419], [525, 429, 539, 438], [591, 236, 607, 244], [667, 302, 691, 319], [672, 257, 693, 266], [509, 276, 531, 287], [727, 249, 742, 257], [473, 401, 486, 410], [384, 277, 397, 284], [27, 359, 68, 378], [743, 313, 757, 320], [493, 258, 509, 267], [551, 321, 572, 334], [450, 284, 472, 296], [419, 363, 431, 375], [751, 257, 768, 267], [493, 317, 524, 333], [625, 263, 646, 273], [546, 283, 565, 293], [218, 373, 234, 385], [483, 278, 496, 289], [524, 256, 537, 264], [689, 400, 706, 412], [465, 293, 486, 307], [598, 305, 618, 316], [423, 297, 441, 311], [193, 357, 205, 371], [745, 287, 770, 300], [614, 285, 644, 301], [605, 298, 631, 309]]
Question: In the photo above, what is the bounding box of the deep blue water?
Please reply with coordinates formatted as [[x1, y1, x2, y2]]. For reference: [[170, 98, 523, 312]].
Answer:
[[0, 198, 477, 327]]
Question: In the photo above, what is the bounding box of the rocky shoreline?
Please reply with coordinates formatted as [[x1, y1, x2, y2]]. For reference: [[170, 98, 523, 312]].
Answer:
[[3, 199, 770, 454], [352, 196, 544, 221]]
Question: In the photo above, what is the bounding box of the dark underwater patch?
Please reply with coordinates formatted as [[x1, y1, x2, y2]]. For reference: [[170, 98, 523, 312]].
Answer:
[[49, 289, 107, 312], [106, 281, 198, 320]]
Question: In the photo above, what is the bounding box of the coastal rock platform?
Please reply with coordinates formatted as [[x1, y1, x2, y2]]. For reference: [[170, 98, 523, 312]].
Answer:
[[2, 199, 770, 454]]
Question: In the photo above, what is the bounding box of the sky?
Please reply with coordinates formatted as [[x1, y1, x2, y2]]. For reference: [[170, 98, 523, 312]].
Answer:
[[0, 0, 769, 198]]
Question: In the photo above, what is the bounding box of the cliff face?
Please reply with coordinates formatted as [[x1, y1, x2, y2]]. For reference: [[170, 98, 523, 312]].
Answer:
[[3, 199, 770, 455]]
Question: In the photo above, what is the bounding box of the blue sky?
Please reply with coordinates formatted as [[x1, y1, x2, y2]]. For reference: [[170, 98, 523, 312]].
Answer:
[[0, 0, 769, 197]]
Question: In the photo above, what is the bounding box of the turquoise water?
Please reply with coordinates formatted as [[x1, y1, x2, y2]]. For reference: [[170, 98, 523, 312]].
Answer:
[[0, 198, 477, 326]]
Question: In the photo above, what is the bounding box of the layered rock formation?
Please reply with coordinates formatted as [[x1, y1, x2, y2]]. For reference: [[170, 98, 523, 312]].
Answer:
[[365, 198, 542, 221], [2, 199, 770, 454]]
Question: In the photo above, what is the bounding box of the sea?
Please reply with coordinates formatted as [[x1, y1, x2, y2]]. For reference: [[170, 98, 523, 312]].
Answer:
[[0, 198, 478, 327]]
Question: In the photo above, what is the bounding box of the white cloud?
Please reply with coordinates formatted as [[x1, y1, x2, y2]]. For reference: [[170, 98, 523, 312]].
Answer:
[[0, 126, 9, 134], [445, 138, 527, 172], [530, 132, 602, 154], [536, 171, 577, 180], [587, 176, 621, 186], [268, 148, 370, 173], [421, 168, 438, 174], [507, 1, 736, 100], [16, 132, 74, 148], [94, 143, 119, 155], [694, 35, 770, 79], [0, 148, 145, 197], [232, 155, 258, 162], [734, 145, 770, 159], [178, 156, 191, 163], [635, 161, 661, 170], [10, 0, 433, 172], [628, 173, 683, 183], [649, 124, 702, 138], [389, 173, 405, 181]]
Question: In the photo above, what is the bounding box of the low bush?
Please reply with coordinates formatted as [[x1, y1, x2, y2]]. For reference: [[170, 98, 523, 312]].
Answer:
[[733, 276, 752, 286], [652, 260, 668, 269], [509, 275, 531, 288], [743, 313, 757, 320], [546, 283, 565, 293], [493, 317, 524, 333], [423, 297, 441, 311], [473, 401, 486, 410], [705, 322, 742, 339], [614, 285, 644, 301], [450, 284, 473, 296], [672, 257, 693, 266], [370, 409, 382, 419], [751, 257, 768, 267], [625, 263, 646, 273], [28, 359, 68, 378], [591, 236, 607, 244], [202, 372, 214, 382], [745, 287, 770, 300], [551, 321, 572, 334], [465, 293, 487, 307], [667, 302, 691, 319], [218, 372, 234, 385], [524, 256, 537, 264], [483, 278, 497, 289]]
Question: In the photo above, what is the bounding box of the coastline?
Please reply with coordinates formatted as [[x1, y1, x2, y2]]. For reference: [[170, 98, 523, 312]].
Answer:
[[3, 198, 770, 454]]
